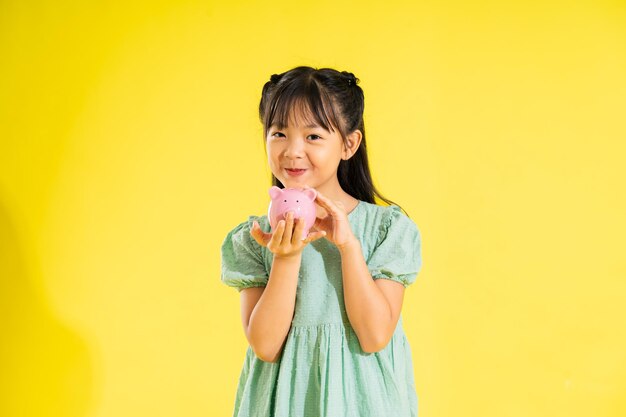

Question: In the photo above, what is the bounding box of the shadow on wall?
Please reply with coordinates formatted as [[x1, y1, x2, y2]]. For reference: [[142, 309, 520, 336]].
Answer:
[[0, 191, 96, 416]]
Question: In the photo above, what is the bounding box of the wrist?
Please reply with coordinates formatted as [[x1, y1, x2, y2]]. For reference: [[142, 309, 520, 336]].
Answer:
[[337, 237, 360, 254], [273, 252, 303, 263]]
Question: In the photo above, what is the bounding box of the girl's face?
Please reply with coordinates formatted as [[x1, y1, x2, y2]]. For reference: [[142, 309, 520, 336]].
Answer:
[[266, 109, 349, 194]]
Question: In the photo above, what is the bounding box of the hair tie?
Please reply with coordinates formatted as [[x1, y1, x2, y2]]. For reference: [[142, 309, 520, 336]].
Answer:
[[342, 71, 358, 86]]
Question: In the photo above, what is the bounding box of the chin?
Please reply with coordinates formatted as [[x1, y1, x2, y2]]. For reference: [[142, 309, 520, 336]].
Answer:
[[281, 181, 305, 189]]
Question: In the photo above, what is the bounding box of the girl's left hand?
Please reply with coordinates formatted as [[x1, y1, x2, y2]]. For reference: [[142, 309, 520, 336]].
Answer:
[[308, 187, 358, 250]]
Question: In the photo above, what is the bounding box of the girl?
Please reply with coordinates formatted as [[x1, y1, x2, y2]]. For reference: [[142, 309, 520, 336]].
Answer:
[[220, 66, 423, 417]]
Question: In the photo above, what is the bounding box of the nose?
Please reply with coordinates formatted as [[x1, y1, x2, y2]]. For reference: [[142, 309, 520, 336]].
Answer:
[[284, 138, 305, 159]]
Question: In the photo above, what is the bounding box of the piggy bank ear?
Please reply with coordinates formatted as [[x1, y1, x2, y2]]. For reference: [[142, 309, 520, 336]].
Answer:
[[303, 188, 317, 201], [269, 186, 282, 199]]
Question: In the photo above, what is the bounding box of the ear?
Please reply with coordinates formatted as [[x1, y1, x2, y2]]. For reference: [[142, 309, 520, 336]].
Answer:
[[342, 130, 363, 160], [303, 188, 317, 201], [269, 186, 282, 199]]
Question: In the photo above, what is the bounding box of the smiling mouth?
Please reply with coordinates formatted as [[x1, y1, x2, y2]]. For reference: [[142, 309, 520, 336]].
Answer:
[[286, 168, 307, 176]]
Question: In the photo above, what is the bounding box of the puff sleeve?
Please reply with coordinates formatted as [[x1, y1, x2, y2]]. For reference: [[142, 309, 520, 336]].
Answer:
[[366, 206, 423, 288], [220, 216, 269, 292]]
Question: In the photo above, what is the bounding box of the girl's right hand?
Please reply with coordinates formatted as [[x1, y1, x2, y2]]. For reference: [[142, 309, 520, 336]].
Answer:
[[250, 211, 326, 259]]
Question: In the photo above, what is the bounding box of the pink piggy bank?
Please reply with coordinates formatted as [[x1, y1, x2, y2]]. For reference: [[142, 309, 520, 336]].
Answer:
[[268, 186, 318, 237]]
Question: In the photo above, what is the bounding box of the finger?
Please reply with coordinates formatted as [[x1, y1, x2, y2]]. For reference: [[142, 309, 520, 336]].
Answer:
[[268, 219, 285, 249], [314, 191, 342, 216], [303, 230, 327, 244], [292, 215, 305, 243], [258, 222, 274, 245], [250, 221, 269, 247], [282, 212, 294, 244]]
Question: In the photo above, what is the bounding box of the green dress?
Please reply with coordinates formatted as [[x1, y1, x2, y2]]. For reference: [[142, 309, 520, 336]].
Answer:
[[220, 201, 423, 417]]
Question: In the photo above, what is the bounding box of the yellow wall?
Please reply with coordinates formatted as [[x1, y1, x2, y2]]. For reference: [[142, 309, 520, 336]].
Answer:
[[1, 1, 625, 416]]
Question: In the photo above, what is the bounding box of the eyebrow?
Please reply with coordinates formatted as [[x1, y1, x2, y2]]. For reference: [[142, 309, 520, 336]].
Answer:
[[272, 124, 322, 129]]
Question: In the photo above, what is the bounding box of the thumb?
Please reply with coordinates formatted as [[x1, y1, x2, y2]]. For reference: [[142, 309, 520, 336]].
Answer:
[[303, 230, 327, 244], [249, 221, 269, 247]]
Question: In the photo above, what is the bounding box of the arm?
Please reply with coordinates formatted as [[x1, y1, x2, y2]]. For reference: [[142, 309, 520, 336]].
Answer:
[[245, 211, 326, 363], [339, 238, 406, 353], [240, 254, 301, 363]]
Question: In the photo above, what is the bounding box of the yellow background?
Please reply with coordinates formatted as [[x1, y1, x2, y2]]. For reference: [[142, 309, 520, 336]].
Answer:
[[1, 1, 625, 416]]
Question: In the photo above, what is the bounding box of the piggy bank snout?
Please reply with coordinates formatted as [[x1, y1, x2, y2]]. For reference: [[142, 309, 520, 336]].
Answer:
[[275, 205, 308, 223], [279, 205, 303, 217]]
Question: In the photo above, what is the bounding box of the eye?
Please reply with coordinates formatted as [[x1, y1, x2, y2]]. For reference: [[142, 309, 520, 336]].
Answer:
[[307, 134, 321, 140], [284, 199, 287, 202]]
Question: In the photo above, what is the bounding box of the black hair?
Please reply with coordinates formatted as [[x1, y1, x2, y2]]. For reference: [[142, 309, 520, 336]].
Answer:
[[258, 65, 407, 216]]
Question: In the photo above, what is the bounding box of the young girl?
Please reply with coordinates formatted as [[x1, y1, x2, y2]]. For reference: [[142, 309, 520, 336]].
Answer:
[[220, 66, 423, 417]]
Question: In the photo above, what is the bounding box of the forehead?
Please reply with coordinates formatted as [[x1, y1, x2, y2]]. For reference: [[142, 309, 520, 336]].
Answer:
[[268, 94, 339, 132], [271, 107, 319, 128]]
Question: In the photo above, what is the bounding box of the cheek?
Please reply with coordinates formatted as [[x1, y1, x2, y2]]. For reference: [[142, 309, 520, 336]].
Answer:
[[266, 146, 280, 163], [267, 140, 283, 152], [267, 152, 283, 174], [316, 148, 341, 165]]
